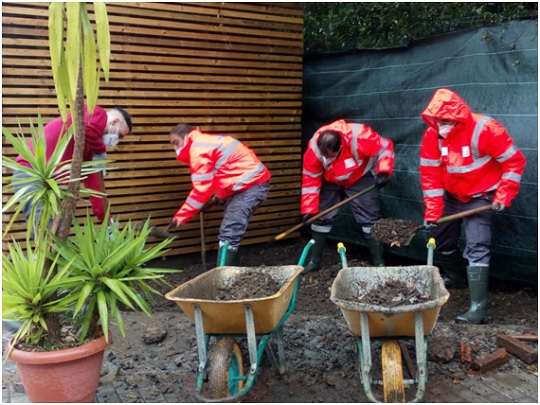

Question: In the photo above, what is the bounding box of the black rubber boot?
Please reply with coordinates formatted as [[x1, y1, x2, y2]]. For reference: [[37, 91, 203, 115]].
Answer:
[[456, 266, 489, 324], [303, 231, 327, 273], [434, 250, 467, 289], [365, 234, 384, 266]]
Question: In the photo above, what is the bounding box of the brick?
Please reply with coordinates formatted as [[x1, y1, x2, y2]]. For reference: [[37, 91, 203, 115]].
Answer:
[[460, 340, 472, 364], [471, 348, 509, 372], [496, 334, 538, 365], [510, 334, 538, 342]]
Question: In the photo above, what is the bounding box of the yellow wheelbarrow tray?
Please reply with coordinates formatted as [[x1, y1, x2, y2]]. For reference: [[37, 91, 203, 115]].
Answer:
[[164, 240, 315, 402], [165, 265, 304, 334], [330, 240, 450, 403]]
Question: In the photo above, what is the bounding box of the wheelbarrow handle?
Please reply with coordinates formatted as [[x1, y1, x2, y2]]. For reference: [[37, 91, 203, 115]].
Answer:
[[274, 184, 377, 241]]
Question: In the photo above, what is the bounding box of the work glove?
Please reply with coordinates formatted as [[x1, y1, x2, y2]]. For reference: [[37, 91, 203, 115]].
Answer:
[[375, 173, 391, 189], [167, 218, 181, 232], [492, 201, 505, 212], [423, 220, 438, 230], [202, 196, 224, 212], [302, 214, 314, 223]]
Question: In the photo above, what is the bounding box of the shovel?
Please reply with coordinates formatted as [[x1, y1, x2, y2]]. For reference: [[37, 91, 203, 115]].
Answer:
[[373, 204, 493, 247], [274, 184, 377, 241]]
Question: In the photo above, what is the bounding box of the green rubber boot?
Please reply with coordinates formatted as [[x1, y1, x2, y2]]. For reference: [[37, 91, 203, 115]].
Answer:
[[435, 250, 467, 289], [217, 244, 239, 267], [365, 234, 384, 266], [302, 231, 327, 273], [455, 266, 489, 324]]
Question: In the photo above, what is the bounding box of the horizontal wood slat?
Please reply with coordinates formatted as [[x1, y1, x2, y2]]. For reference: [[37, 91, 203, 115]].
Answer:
[[2, 2, 303, 255]]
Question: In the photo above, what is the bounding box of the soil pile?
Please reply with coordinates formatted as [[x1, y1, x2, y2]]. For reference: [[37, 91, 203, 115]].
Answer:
[[372, 218, 420, 246], [348, 279, 431, 307], [215, 271, 281, 300]]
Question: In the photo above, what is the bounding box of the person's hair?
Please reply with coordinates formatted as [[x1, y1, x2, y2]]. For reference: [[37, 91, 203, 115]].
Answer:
[[111, 106, 132, 132], [170, 123, 195, 138], [318, 130, 341, 156]]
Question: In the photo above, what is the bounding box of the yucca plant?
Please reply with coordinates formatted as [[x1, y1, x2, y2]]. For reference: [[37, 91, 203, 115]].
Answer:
[[2, 238, 80, 348], [54, 213, 178, 343], [2, 116, 107, 240]]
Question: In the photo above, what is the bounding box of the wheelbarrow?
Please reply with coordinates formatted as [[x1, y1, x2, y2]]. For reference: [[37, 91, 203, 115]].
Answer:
[[330, 238, 449, 403], [165, 239, 315, 402]]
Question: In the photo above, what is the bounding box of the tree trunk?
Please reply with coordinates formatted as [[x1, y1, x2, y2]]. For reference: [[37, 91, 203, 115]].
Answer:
[[47, 69, 85, 344], [56, 69, 85, 240]]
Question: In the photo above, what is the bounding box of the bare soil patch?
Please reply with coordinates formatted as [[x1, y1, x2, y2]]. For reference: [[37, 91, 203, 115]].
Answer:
[[215, 271, 281, 300]]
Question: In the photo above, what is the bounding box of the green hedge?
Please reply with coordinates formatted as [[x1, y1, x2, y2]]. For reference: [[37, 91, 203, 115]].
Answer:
[[305, 2, 537, 53]]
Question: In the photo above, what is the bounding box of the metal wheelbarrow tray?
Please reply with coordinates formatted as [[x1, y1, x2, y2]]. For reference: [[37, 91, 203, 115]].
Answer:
[[164, 240, 314, 402], [330, 241, 449, 402], [165, 265, 303, 334], [330, 265, 449, 337]]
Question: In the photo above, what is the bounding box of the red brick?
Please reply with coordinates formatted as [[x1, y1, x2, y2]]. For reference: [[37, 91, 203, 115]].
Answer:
[[497, 334, 538, 365], [471, 348, 509, 372]]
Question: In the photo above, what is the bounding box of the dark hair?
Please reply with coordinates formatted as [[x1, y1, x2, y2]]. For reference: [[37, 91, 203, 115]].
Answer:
[[170, 124, 195, 138], [112, 106, 132, 132], [318, 130, 341, 156]]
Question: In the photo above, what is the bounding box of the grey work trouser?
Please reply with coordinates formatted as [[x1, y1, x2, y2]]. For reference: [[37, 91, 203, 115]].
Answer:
[[311, 174, 380, 235], [218, 182, 270, 249], [431, 193, 493, 266]]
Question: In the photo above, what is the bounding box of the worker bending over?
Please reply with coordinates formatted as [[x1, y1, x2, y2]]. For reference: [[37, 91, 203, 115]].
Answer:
[[14, 105, 132, 223], [419, 88, 526, 323], [301, 119, 395, 271], [168, 124, 271, 266]]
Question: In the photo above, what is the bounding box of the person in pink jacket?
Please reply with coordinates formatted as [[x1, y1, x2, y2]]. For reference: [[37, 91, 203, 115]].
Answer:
[[14, 105, 132, 223]]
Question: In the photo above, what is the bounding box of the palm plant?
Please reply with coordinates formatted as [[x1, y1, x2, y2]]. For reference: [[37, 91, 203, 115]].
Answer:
[[2, 117, 107, 240], [54, 214, 176, 343], [2, 239, 79, 347]]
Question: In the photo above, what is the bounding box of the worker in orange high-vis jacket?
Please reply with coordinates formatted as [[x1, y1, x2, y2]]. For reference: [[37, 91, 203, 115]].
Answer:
[[301, 119, 395, 272], [167, 124, 271, 266], [420, 88, 526, 324]]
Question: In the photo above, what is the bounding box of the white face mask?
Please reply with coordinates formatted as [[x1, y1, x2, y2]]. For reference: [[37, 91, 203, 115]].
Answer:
[[103, 132, 120, 147], [438, 123, 455, 138], [174, 146, 183, 156]]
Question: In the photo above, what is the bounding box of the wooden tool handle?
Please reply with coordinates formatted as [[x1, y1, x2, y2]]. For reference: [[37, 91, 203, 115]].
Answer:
[[437, 204, 492, 225], [274, 184, 377, 241]]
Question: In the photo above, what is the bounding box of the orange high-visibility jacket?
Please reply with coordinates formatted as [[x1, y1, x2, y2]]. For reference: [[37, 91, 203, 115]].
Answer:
[[173, 130, 271, 224], [420, 88, 526, 221], [301, 119, 395, 214]]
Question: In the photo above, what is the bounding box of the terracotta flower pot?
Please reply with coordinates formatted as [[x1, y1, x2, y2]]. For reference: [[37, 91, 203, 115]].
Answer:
[[8, 335, 109, 403]]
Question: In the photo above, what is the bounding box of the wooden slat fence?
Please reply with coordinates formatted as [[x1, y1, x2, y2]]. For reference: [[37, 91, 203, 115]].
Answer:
[[2, 2, 304, 255]]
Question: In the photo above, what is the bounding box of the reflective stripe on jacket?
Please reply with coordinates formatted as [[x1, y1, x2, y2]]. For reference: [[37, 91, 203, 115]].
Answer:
[[301, 119, 395, 214], [173, 130, 271, 224], [420, 88, 526, 221]]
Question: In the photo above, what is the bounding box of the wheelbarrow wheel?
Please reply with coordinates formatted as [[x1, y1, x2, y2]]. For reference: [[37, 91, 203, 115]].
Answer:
[[207, 337, 245, 398], [381, 340, 405, 402]]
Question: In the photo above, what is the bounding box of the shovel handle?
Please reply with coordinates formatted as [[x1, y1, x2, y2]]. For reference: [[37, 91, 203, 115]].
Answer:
[[436, 204, 492, 225], [274, 184, 377, 241]]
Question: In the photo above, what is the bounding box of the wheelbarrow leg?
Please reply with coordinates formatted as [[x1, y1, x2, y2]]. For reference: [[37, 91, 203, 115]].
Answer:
[[358, 312, 379, 403], [244, 305, 258, 376], [412, 312, 427, 403], [265, 327, 286, 375], [194, 304, 209, 392]]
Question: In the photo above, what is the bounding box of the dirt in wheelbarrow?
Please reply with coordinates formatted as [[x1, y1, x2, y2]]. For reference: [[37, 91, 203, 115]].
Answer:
[[215, 271, 281, 300], [372, 218, 421, 246], [346, 278, 431, 307]]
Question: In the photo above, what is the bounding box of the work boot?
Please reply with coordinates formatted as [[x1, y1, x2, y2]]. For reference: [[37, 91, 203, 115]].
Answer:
[[225, 248, 240, 266], [302, 231, 327, 273], [365, 234, 384, 266], [435, 250, 467, 289], [455, 266, 489, 324]]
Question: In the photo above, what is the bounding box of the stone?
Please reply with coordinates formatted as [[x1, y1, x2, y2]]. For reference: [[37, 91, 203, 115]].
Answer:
[[142, 327, 167, 345]]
